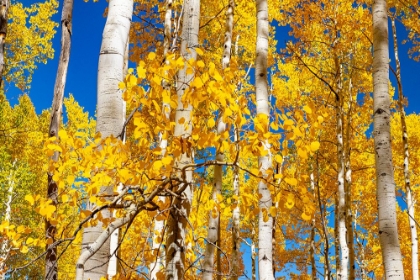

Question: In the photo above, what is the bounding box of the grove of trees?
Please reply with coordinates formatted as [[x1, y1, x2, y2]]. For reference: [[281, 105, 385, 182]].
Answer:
[[0, 0, 420, 279]]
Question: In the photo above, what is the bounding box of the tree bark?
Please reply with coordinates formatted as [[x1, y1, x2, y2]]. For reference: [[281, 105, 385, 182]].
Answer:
[[391, 17, 418, 280], [256, 0, 274, 278], [202, 1, 234, 279], [165, 0, 200, 279], [0, 0, 9, 88], [0, 161, 15, 280], [80, 1, 133, 279], [45, 1, 73, 279], [372, 0, 405, 278]]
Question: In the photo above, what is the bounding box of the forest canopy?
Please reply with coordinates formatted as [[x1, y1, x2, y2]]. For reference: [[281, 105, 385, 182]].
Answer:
[[1, 0, 420, 279]]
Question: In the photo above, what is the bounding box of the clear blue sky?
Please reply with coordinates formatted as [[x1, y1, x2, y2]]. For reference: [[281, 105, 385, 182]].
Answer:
[[7, 1, 420, 117]]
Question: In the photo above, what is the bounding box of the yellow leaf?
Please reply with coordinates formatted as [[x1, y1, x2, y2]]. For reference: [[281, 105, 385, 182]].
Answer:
[[283, 119, 294, 126], [162, 156, 172, 165], [148, 52, 156, 60], [178, 117, 185, 124], [269, 206, 277, 217], [302, 212, 312, 221], [118, 81, 126, 89], [207, 118, 215, 128], [285, 177, 297, 186], [310, 141, 320, 152], [26, 237, 35, 245], [25, 194, 35, 206], [20, 246, 29, 254], [262, 208, 269, 222], [195, 48, 204, 56], [303, 105, 312, 114], [197, 60, 205, 68], [58, 130, 68, 141], [297, 148, 308, 159], [274, 154, 282, 163], [285, 194, 295, 209]]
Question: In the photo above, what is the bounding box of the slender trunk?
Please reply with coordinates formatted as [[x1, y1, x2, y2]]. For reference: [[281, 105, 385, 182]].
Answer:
[[345, 77, 355, 280], [45, 1, 73, 279], [232, 127, 241, 280], [150, 2, 173, 279], [372, 1, 405, 278], [165, 0, 200, 278], [80, 1, 133, 279], [251, 229, 256, 280], [0, 161, 15, 280], [310, 172, 316, 280], [316, 152, 330, 280], [391, 17, 418, 280], [335, 57, 348, 280], [0, 0, 9, 88], [256, 0, 274, 278], [203, 1, 234, 278]]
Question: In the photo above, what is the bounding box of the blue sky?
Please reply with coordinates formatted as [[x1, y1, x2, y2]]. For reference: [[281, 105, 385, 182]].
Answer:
[[8, 1, 420, 117]]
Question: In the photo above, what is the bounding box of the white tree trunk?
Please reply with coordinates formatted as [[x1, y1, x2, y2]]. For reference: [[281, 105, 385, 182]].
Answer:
[[372, 0, 405, 278], [391, 17, 418, 280], [0, 161, 15, 280], [165, 0, 200, 279], [80, 1, 133, 279], [335, 64, 349, 280], [202, 1, 234, 278], [76, 204, 137, 280], [255, 0, 274, 279], [150, 2, 172, 279]]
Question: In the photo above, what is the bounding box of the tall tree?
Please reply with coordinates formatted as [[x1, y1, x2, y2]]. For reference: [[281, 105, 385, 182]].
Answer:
[[372, 0, 405, 278], [165, 0, 200, 278], [79, 0, 133, 279], [202, 1, 235, 279], [45, 0, 73, 279], [391, 16, 418, 280], [256, 0, 274, 278]]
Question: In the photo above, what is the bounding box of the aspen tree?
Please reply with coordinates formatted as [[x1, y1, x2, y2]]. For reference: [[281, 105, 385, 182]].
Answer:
[[45, 1, 73, 279], [0, 161, 15, 280], [165, 0, 200, 278], [372, 0, 405, 278], [255, 0, 274, 278], [150, 1, 173, 278], [79, 0, 133, 279], [202, 1, 235, 278], [391, 17, 418, 280]]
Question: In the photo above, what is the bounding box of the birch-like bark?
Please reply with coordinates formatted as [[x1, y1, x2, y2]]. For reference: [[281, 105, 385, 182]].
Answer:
[[0, 162, 15, 280], [251, 229, 256, 280], [372, 1, 405, 278], [232, 127, 240, 280], [391, 17, 418, 280], [315, 151, 330, 280], [334, 56, 349, 280], [256, 0, 274, 278], [0, 0, 9, 88], [345, 77, 355, 280], [45, 1, 73, 279], [108, 41, 129, 279], [80, 1, 133, 279], [310, 172, 316, 280], [165, 0, 200, 278], [150, 3, 172, 279], [202, 1, 234, 279], [76, 203, 137, 280]]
